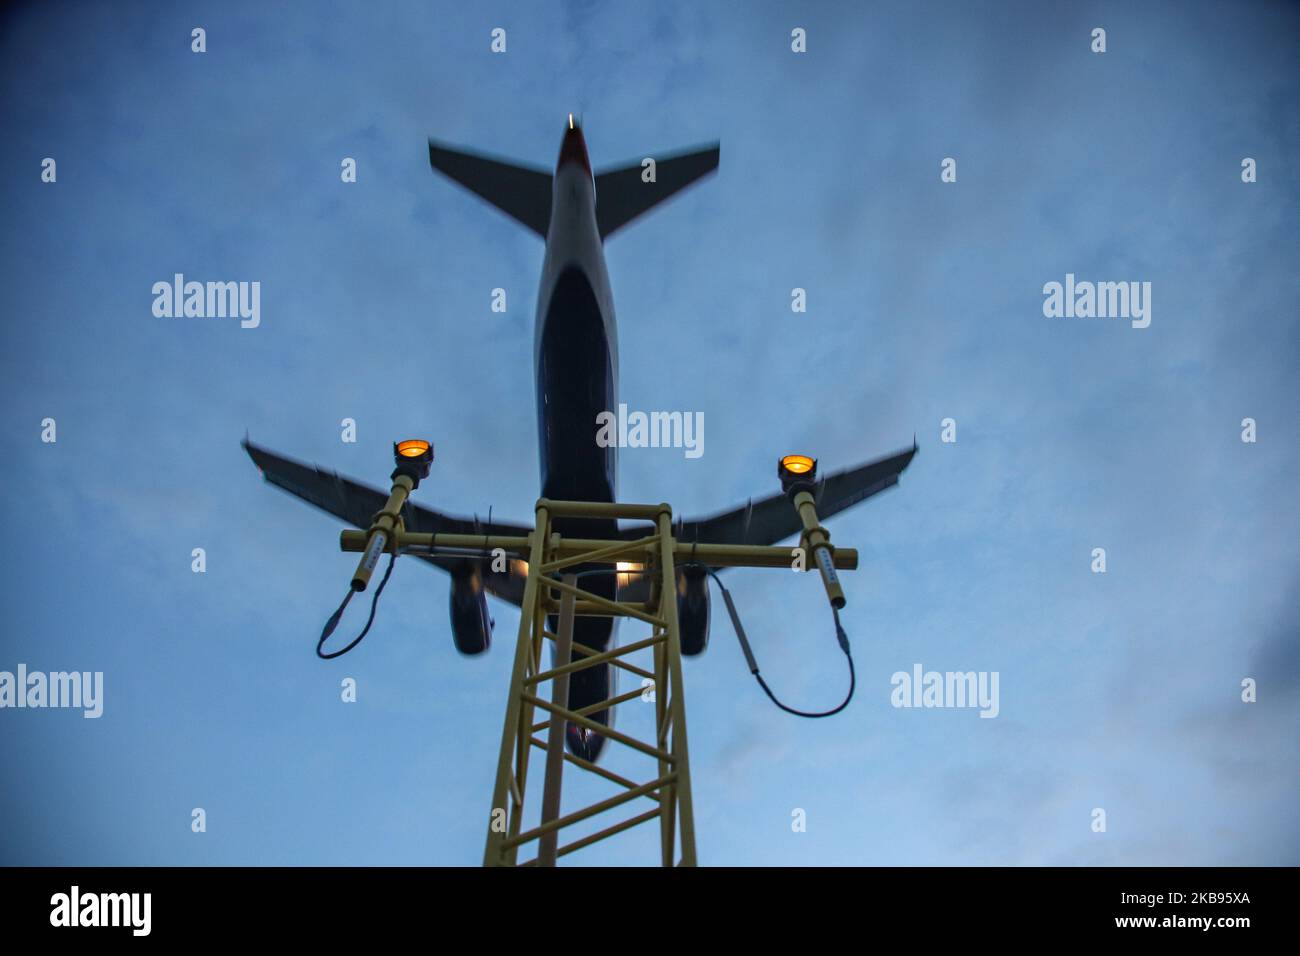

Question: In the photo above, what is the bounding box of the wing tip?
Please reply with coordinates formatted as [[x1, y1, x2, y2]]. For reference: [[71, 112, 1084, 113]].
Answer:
[[241, 432, 267, 477]]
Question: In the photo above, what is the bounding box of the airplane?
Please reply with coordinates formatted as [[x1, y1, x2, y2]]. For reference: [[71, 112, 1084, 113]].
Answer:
[[243, 116, 916, 762]]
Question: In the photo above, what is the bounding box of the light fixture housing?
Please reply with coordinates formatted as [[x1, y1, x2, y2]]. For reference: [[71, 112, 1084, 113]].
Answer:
[[393, 439, 434, 483], [778, 454, 818, 495]]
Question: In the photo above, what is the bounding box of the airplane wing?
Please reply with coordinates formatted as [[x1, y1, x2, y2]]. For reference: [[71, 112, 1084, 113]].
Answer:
[[610, 444, 915, 604], [243, 439, 531, 606], [245, 439, 914, 606], [620, 443, 918, 554]]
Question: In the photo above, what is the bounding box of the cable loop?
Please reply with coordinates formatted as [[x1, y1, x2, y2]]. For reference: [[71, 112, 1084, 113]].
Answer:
[[316, 552, 398, 659]]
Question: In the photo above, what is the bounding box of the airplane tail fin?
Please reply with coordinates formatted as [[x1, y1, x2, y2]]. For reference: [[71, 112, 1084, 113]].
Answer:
[[594, 143, 720, 239], [427, 139, 553, 237]]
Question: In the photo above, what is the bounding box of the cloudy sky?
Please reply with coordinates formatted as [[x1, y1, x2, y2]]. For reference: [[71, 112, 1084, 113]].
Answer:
[[1, 0, 1296, 866]]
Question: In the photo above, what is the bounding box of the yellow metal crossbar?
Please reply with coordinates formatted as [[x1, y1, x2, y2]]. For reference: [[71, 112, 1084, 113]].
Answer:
[[338, 524, 859, 572]]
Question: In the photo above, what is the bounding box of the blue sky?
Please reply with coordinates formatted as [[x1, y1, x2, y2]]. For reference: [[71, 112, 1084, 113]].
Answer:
[[1, 0, 1297, 866]]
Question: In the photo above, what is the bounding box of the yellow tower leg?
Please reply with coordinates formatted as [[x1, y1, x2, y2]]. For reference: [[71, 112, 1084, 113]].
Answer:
[[482, 499, 697, 867]]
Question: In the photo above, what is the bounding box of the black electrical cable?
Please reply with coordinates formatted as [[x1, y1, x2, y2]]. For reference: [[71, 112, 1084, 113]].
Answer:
[[316, 552, 398, 659], [694, 566, 854, 717], [573, 564, 855, 717]]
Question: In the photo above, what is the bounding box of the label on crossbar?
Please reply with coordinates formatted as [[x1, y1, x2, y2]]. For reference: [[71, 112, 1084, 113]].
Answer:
[[362, 532, 387, 573], [816, 546, 840, 586]]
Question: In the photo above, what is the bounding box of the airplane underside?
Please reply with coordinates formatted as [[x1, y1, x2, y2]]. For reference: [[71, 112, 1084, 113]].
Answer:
[[538, 263, 620, 762]]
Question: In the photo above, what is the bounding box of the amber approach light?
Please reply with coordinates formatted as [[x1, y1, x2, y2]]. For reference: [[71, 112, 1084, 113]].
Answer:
[[397, 439, 431, 459], [392, 439, 434, 482], [780, 454, 815, 475]]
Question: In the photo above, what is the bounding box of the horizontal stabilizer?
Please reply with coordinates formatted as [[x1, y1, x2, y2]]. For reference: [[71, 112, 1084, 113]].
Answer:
[[595, 143, 720, 239], [428, 139, 553, 236]]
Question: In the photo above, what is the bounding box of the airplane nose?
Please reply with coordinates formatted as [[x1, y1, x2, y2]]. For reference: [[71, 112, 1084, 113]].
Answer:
[[566, 722, 607, 762]]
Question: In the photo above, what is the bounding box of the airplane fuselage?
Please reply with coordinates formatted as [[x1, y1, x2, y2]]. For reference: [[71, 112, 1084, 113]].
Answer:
[[535, 126, 618, 515], [533, 125, 621, 760]]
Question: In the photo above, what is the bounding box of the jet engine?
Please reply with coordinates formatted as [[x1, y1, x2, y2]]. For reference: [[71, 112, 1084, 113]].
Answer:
[[676, 565, 710, 656], [449, 564, 493, 655]]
